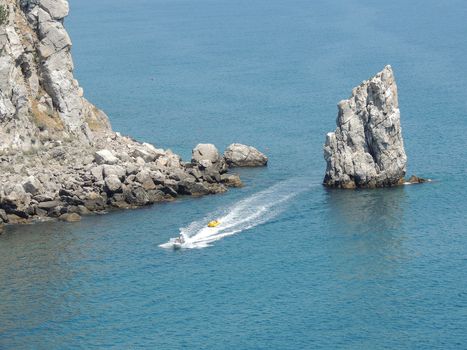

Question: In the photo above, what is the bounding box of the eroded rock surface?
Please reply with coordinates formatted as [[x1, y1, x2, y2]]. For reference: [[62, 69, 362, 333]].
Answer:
[[323, 66, 407, 188]]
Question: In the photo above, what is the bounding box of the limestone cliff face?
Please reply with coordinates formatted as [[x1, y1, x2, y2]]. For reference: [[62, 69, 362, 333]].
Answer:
[[323, 66, 407, 188], [0, 0, 110, 153]]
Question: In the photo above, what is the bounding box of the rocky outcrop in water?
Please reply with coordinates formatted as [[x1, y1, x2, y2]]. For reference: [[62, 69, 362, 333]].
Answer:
[[224, 143, 268, 167], [323, 66, 407, 188], [0, 1, 265, 227]]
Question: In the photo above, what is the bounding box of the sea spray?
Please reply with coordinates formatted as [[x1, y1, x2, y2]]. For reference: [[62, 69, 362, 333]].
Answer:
[[160, 178, 316, 249]]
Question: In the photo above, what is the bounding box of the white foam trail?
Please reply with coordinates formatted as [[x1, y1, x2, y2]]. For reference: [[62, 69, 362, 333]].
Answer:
[[160, 178, 315, 250]]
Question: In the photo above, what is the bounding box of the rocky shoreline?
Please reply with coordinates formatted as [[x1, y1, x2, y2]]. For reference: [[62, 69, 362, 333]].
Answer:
[[0, 0, 268, 233], [0, 1, 431, 234], [0, 138, 268, 230]]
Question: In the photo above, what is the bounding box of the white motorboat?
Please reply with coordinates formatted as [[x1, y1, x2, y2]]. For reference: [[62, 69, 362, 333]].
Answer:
[[172, 235, 186, 250]]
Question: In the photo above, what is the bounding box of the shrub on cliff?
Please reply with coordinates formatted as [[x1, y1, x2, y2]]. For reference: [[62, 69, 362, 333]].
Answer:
[[0, 5, 7, 26]]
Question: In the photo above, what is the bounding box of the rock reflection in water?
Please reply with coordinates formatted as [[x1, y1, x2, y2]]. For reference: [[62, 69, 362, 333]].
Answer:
[[326, 186, 407, 234], [323, 186, 409, 281]]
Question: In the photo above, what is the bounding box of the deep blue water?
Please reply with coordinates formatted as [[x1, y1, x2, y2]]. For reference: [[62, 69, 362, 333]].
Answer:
[[1, 0, 467, 348]]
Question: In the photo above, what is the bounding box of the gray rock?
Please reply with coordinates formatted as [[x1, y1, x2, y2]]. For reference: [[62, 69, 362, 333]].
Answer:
[[323, 66, 407, 188], [0, 209, 9, 223], [39, 0, 69, 20], [132, 148, 155, 162], [192, 144, 221, 164], [76, 205, 91, 216], [84, 197, 106, 211], [6, 214, 28, 225], [151, 170, 166, 185], [105, 175, 122, 193], [33, 194, 55, 202], [178, 180, 210, 196], [147, 190, 166, 203], [22, 176, 43, 195], [135, 170, 156, 190], [34, 207, 48, 217], [220, 174, 243, 187], [95, 150, 118, 165], [224, 144, 268, 167], [198, 159, 213, 169], [124, 187, 150, 206], [90, 165, 104, 181], [102, 165, 126, 180], [37, 200, 62, 210]]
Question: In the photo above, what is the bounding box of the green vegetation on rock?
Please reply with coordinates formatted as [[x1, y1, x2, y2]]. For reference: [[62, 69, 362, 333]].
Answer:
[[0, 5, 7, 26]]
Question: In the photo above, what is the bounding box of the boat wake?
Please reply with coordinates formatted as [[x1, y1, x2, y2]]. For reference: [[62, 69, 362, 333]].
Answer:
[[160, 178, 314, 249]]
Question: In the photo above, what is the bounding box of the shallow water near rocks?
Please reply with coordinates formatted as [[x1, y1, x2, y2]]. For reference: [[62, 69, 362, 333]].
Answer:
[[1, 0, 467, 348]]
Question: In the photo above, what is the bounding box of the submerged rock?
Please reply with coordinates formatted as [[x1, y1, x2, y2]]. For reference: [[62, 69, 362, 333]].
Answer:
[[406, 175, 431, 184], [323, 66, 407, 188], [59, 212, 81, 222], [223, 144, 268, 167]]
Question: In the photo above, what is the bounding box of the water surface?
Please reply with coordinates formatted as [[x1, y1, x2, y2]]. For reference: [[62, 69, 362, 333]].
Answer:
[[1, 0, 466, 348]]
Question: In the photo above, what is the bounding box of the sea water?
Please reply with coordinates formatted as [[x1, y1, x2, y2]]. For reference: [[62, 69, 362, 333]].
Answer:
[[1, 0, 466, 348]]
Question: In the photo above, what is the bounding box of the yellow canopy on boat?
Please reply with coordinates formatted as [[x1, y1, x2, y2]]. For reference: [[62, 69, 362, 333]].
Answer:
[[207, 220, 220, 227]]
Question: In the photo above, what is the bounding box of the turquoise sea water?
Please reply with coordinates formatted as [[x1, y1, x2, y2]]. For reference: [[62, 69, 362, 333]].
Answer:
[[1, 0, 467, 348]]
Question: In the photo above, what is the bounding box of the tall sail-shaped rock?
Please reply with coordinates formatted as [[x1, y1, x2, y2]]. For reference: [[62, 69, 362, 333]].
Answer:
[[323, 66, 407, 188]]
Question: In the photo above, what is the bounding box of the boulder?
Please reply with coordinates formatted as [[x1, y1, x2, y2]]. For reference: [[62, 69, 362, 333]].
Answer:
[[84, 196, 106, 211], [94, 150, 118, 165], [102, 164, 126, 180], [147, 190, 166, 203], [90, 165, 104, 181], [220, 174, 243, 187], [178, 180, 210, 196], [192, 143, 228, 173], [131, 148, 155, 162], [6, 214, 29, 225], [105, 175, 122, 193], [135, 170, 156, 190], [37, 200, 62, 210], [323, 65, 407, 188], [223, 144, 268, 167], [22, 176, 43, 195], [192, 144, 220, 164], [124, 187, 150, 206]]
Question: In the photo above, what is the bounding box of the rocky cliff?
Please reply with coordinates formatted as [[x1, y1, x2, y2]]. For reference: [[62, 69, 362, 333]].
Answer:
[[0, 1, 267, 228], [0, 0, 110, 153], [323, 66, 407, 188]]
